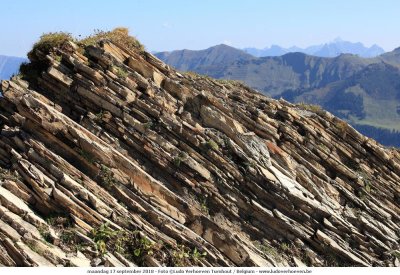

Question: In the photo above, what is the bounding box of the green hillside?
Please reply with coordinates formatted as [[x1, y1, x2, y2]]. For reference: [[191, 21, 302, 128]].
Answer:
[[156, 46, 376, 96], [156, 46, 400, 147], [281, 62, 400, 131]]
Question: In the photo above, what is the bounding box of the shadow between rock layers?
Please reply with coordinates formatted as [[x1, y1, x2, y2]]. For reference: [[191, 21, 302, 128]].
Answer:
[[0, 32, 399, 267]]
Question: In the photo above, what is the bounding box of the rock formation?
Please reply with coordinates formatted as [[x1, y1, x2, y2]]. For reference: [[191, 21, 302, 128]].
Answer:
[[0, 28, 399, 267]]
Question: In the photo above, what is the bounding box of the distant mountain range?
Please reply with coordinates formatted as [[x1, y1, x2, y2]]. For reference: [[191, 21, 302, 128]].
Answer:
[[0, 55, 27, 81], [156, 45, 379, 96], [155, 44, 254, 75], [243, 38, 385, 58], [155, 45, 400, 147]]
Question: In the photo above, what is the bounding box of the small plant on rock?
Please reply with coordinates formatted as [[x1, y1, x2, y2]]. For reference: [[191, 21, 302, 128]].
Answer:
[[143, 121, 153, 131], [60, 229, 76, 245], [0, 167, 20, 181], [336, 120, 348, 136], [191, 247, 207, 262], [98, 164, 118, 189], [37, 224, 52, 243], [78, 148, 95, 164], [133, 236, 154, 258], [95, 110, 104, 121], [297, 102, 323, 114], [257, 242, 278, 257], [172, 244, 190, 266], [79, 27, 144, 52], [205, 140, 219, 151], [91, 222, 117, 256], [53, 54, 62, 62], [29, 32, 75, 59], [45, 213, 72, 229], [112, 65, 129, 79], [200, 197, 209, 216], [172, 245, 207, 266], [279, 242, 290, 252], [110, 230, 161, 265], [173, 152, 187, 167], [357, 171, 372, 200]]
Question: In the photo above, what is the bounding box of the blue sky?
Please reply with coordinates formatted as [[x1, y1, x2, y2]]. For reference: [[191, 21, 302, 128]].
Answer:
[[1, 0, 399, 57]]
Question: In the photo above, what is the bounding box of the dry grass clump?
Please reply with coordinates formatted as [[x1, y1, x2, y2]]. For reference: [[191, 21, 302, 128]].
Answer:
[[216, 79, 244, 86], [28, 32, 75, 61], [336, 120, 349, 136], [26, 28, 144, 60], [19, 27, 144, 85], [297, 102, 323, 113], [79, 27, 144, 52], [20, 32, 75, 84]]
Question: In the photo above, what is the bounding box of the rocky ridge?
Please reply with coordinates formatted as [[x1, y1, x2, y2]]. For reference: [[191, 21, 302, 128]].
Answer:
[[0, 29, 399, 267]]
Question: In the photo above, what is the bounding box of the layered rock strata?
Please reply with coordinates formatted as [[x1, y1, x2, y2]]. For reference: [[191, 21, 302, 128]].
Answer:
[[0, 32, 399, 267]]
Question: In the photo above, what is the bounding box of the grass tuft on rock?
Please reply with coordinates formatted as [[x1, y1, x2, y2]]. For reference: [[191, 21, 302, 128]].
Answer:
[[28, 32, 75, 61], [80, 27, 144, 52]]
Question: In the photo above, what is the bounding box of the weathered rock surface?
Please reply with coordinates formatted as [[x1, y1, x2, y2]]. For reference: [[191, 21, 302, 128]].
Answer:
[[0, 31, 399, 267]]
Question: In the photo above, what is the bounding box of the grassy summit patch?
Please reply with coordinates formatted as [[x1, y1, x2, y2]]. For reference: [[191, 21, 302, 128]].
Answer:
[[79, 27, 144, 52], [18, 27, 144, 85]]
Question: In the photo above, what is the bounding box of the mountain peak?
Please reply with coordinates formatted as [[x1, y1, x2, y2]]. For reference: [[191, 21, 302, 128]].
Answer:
[[210, 43, 238, 50], [333, 37, 344, 42], [242, 39, 385, 58], [214, 43, 232, 47]]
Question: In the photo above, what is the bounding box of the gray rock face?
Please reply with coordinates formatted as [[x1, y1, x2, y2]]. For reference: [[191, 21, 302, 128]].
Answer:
[[0, 30, 399, 267]]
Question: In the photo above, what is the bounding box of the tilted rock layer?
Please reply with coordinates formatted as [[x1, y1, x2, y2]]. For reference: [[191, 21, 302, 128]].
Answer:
[[0, 32, 399, 267]]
